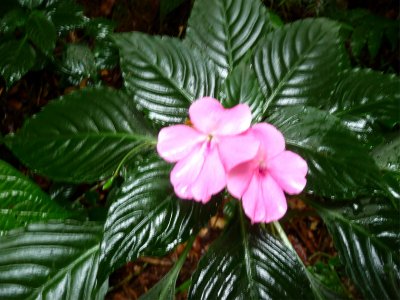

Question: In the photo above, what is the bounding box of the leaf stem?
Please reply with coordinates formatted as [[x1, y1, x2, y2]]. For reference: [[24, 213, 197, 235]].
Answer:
[[272, 221, 295, 252], [102, 142, 155, 190]]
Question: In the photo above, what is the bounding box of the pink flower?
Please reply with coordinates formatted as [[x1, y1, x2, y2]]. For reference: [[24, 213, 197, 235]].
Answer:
[[157, 97, 259, 203], [227, 123, 308, 223]]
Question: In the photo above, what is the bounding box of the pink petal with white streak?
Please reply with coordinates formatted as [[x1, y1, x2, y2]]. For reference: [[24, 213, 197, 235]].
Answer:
[[242, 173, 287, 223], [157, 125, 205, 162], [170, 143, 206, 199], [191, 144, 226, 203]]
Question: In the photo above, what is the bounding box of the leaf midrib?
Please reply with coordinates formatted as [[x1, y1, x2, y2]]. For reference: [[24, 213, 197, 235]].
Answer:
[[125, 39, 194, 103], [262, 28, 327, 112], [27, 244, 99, 300], [8, 132, 155, 143]]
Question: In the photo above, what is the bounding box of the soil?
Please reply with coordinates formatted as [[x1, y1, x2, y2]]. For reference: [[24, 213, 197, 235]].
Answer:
[[0, 0, 397, 299]]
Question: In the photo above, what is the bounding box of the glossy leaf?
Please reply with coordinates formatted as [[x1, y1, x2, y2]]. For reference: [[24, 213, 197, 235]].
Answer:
[[189, 216, 314, 299], [0, 221, 105, 300], [6, 87, 155, 183], [372, 136, 400, 202], [252, 18, 348, 113], [61, 44, 97, 82], [268, 106, 380, 199], [221, 60, 264, 122], [99, 154, 216, 282], [114, 32, 219, 125], [139, 237, 194, 300], [47, 0, 87, 32], [329, 68, 400, 128], [0, 160, 73, 235], [93, 38, 118, 70], [315, 198, 400, 300], [0, 39, 36, 88], [26, 11, 56, 55], [185, 0, 269, 77], [85, 18, 116, 39], [0, 9, 28, 34], [17, 0, 43, 9]]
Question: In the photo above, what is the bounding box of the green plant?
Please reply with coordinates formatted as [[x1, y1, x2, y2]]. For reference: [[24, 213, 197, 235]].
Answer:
[[0, 0, 118, 88]]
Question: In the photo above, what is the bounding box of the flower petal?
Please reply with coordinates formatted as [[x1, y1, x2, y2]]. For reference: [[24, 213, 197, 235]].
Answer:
[[189, 97, 252, 135], [242, 173, 287, 223], [268, 151, 308, 194], [191, 144, 226, 203], [157, 125, 205, 162], [218, 133, 260, 171], [170, 142, 206, 199], [226, 161, 255, 199], [250, 123, 285, 160]]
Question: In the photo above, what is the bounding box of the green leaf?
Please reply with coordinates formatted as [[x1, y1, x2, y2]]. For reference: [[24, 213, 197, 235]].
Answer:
[[93, 38, 118, 70], [26, 10, 56, 55], [367, 28, 383, 58], [0, 8, 28, 34], [350, 25, 367, 58], [47, 0, 87, 32], [61, 43, 97, 82], [314, 198, 400, 300], [185, 0, 269, 77], [373, 135, 400, 175], [17, 0, 43, 9], [139, 236, 194, 300], [0, 160, 73, 235], [160, 0, 185, 18], [268, 106, 380, 199], [99, 154, 216, 282], [114, 33, 219, 125], [329, 69, 400, 128], [0, 39, 36, 88], [372, 136, 400, 202], [189, 213, 315, 299], [252, 18, 349, 113], [0, 221, 105, 300], [221, 60, 264, 122], [84, 18, 116, 39], [6, 87, 155, 183]]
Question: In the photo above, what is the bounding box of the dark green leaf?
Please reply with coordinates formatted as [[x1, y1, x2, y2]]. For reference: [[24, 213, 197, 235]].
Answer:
[[26, 10, 56, 55], [114, 33, 219, 125], [0, 39, 36, 88], [61, 43, 97, 82], [314, 198, 400, 300], [268, 106, 380, 199], [0, 0, 20, 16], [6, 87, 155, 183], [93, 38, 118, 70], [329, 69, 400, 128], [160, 0, 185, 18], [221, 60, 264, 122], [350, 25, 367, 57], [84, 18, 116, 39], [372, 136, 400, 202], [0, 9, 28, 34], [139, 237, 194, 300], [17, 0, 43, 9], [253, 18, 349, 113], [189, 215, 314, 299], [99, 154, 216, 282], [0, 221, 105, 300], [367, 28, 383, 58], [185, 0, 269, 77], [47, 0, 87, 32], [0, 160, 73, 235]]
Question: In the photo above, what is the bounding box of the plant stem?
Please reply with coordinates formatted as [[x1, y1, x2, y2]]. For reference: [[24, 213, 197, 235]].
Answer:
[[272, 221, 295, 252]]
